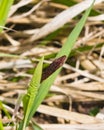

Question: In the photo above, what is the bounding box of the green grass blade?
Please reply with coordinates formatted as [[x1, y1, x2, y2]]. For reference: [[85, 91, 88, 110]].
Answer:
[[0, 0, 14, 32], [0, 53, 20, 58], [32, 122, 43, 130], [24, 0, 95, 125], [20, 57, 44, 130], [52, 0, 77, 6], [0, 101, 11, 119], [0, 120, 4, 130]]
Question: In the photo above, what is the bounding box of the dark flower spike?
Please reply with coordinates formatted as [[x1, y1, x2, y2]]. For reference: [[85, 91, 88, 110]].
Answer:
[[41, 55, 67, 81]]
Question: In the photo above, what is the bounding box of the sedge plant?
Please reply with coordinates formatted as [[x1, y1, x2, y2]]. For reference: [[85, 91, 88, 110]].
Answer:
[[18, 1, 95, 130]]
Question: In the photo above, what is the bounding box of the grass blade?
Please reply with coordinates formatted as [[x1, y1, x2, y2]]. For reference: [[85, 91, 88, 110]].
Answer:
[[0, 120, 4, 130], [0, 0, 14, 32], [20, 57, 44, 130], [0, 101, 11, 119]]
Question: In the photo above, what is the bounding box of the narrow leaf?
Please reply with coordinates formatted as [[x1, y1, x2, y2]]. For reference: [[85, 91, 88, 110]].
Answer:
[[0, 120, 4, 130], [0, 101, 11, 119], [32, 122, 43, 130], [0, 0, 14, 32], [22, 57, 44, 130]]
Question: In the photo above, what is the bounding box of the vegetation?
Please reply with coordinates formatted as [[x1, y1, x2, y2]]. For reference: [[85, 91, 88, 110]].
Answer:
[[0, 0, 104, 130]]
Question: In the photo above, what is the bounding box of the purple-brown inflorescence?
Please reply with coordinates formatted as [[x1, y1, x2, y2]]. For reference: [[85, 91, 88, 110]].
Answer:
[[41, 55, 67, 81]]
